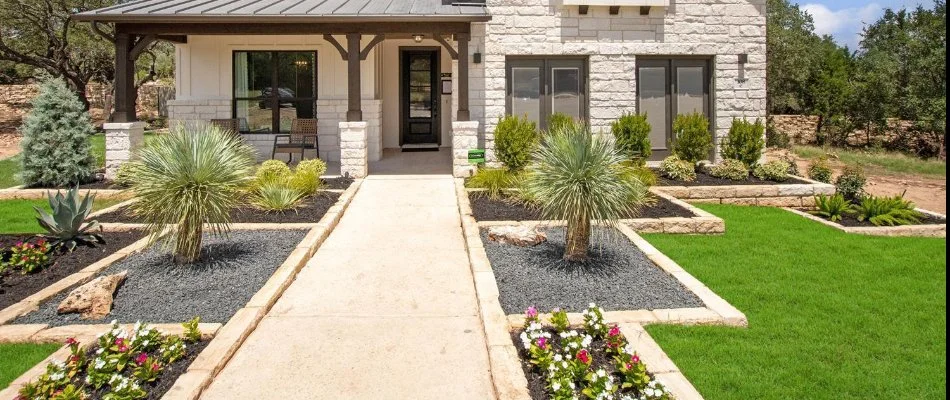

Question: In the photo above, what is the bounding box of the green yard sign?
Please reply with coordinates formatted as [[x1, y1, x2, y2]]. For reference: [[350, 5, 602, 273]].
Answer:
[[468, 149, 486, 164]]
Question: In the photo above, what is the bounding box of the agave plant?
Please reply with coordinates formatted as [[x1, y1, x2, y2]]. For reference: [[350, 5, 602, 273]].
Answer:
[[811, 194, 855, 222], [34, 187, 105, 252], [523, 124, 648, 262], [855, 193, 923, 226], [129, 125, 256, 264]]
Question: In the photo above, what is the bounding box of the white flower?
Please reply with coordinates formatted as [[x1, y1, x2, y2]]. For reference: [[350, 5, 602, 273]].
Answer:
[[569, 381, 576, 389], [96, 348, 104, 355], [552, 382, 561, 391], [597, 369, 607, 377], [94, 358, 106, 369], [589, 302, 596, 308], [562, 361, 568, 368], [554, 354, 563, 362], [560, 331, 570, 338]]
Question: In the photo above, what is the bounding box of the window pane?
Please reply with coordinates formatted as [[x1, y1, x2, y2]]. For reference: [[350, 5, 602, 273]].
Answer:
[[551, 67, 580, 119], [639, 67, 668, 150], [234, 52, 273, 98], [511, 67, 541, 126], [235, 100, 272, 133], [277, 52, 315, 99], [676, 66, 705, 115], [278, 100, 316, 132]]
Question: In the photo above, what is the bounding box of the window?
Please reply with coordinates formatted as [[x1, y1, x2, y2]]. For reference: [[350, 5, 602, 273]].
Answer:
[[636, 58, 711, 159], [506, 58, 587, 130], [233, 51, 317, 133]]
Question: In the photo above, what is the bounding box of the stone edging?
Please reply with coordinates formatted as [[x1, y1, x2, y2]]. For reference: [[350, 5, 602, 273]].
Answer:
[[455, 179, 745, 400], [653, 175, 835, 207], [0, 187, 132, 201], [783, 207, 947, 238]]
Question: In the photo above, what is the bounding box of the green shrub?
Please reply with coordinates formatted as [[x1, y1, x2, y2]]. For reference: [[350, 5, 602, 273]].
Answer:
[[289, 159, 327, 195], [547, 112, 576, 134], [18, 77, 96, 187], [721, 118, 765, 168], [611, 112, 652, 165], [855, 194, 923, 226], [34, 187, 104, 252], [753, 160, 791, 182], [523, 124, 647, 262], [812, 194, 855, 222], [708, 159, 750, 181], [781, 154, 800, 176], [660, 155, 696, 182], [495, 115, 539, 171], [466, 168, 518, 199], [835, 165, 867, 202], [250, 183, 306, 212], [807, 156, 833, 183], [671, 113, 712, 163], [129, 125, 256, 264], [765, 117, 791, 148], [624, 163, 658, 187], [255, 160, 293, 185]]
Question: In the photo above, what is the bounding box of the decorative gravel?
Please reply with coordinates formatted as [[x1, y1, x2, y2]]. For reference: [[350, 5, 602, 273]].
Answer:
[[15, 229, 307, 326], [482, 227, 704, 314]]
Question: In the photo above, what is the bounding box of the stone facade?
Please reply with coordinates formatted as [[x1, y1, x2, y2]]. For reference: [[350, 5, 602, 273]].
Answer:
[[453, 121, 480, 177], [103, 122, 146, 179], [654, 176, 836, 208], [339, 122, 368, 178]]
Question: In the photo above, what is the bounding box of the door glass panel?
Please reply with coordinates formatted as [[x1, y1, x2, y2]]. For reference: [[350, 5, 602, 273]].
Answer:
[[676, 66, 705, 115], [234, 100, 272, 133], [511, 67, 541, 126], [551, 67, 580, 119], [639, 67, 668, 150], [407, 53, 433, 120]]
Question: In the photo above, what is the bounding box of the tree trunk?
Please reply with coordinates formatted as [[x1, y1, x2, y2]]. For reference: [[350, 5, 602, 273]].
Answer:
[[563, 216, 590, 262], [174, 222, 203, 264]]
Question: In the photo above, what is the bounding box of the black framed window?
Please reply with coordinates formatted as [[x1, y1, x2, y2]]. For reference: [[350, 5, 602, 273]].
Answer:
[[506, 57, 587, 130], [233, 51, 317, 133], [636, 58, 711, 159]]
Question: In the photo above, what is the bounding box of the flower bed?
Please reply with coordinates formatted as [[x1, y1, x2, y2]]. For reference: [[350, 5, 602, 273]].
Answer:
[[94, 193, 341, 225], [14, 320, 208, 400], [785, 207, 947, 237], [0, 230, 145, 311], [514, 305, 671, 400]]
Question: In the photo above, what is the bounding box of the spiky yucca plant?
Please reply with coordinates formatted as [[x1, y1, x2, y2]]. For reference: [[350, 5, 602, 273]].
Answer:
[[466, 168, 519, 200], [129, 125, 256, 264], [523, 124, 648, 262]]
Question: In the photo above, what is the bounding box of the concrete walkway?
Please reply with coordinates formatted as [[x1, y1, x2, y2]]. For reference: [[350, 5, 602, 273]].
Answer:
[[201, 175, 495, 399]]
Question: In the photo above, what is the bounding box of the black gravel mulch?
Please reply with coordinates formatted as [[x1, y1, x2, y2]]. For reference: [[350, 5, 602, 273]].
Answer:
[[15, 229, 307, 326], [322, 177, 354, 190], [653, 169, 810, 187], [95, 192, 341, 224], [817, 211, 946, 227], [0, 230, 145, 311], [469, 193, 696, 222], [482, 227, 704, 315]]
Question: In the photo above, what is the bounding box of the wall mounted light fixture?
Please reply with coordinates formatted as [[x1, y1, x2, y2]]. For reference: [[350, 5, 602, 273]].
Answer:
[[473, 45, 482, 64], [738, 53, 748, 64], [413, 34, 424, 43]]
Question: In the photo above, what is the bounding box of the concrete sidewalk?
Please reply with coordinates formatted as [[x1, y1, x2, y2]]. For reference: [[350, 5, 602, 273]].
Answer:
[[201, 175, 495, 399]]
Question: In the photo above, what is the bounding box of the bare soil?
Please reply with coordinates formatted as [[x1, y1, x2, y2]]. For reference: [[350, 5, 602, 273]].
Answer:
[[0, 133, 19, 159]]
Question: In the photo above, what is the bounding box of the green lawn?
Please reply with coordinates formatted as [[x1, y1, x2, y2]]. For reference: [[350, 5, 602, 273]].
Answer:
[[0, 198, 126, 234], [0, 343, 60, 390], [793, 145, 946, 178], [642, 205, 946, 400]]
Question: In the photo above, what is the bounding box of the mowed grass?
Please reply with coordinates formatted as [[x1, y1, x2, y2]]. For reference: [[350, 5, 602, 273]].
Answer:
[[0, 343, 60, 389], [793, 145, 946, 178], [642, 205, 946, 400], [0, 198, 126, 234]]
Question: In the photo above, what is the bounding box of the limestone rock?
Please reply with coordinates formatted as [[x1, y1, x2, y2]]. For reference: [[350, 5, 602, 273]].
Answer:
[[487, 226, 547, 247], [57, 270, 128, 320]]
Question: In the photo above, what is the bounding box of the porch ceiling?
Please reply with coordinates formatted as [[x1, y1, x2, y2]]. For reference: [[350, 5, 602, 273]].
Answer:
[[74, 0, 491, 23]]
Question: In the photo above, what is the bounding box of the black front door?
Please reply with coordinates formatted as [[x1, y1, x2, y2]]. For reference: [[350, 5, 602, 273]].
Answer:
[[636, 58, 711, 160], [401, 50, 440, 145]]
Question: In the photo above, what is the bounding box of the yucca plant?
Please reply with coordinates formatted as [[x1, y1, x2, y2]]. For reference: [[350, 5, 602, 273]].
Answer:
[[811, 194, 855, 222], [34, 187, 104, 252], [855, 193, 923, 226], [250, 183, 306, 212], [129, 125, 256, 264], [523, 124, 648, 262]]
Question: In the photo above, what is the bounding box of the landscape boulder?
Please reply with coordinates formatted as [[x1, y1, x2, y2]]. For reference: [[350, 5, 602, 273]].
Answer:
[[487, 226, 547, 247], [57, 270, 128, 320]]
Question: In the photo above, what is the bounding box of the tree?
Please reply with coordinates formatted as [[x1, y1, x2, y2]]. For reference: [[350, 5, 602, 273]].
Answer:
[[803, 36, 855, 144], [766, 0, 822, 114]]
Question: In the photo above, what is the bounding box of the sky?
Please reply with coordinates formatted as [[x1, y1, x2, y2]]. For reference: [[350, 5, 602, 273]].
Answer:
[[796, 0, 937, 48]]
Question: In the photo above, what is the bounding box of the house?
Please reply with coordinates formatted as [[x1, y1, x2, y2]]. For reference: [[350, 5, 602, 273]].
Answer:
[[76, 0, 766, 178]]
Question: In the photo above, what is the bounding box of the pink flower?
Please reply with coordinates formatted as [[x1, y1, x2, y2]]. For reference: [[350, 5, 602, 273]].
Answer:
[[135, 353, 148, 365], [525, 306, 538, 319], [608, 325, 620, 337], [65, 337, 78, 346], [151, 363, 159, 372], [626, 363, 633, 369], [114, 338, 124, 346], [14, 241, 22, 247], [536, 337, 548, 350], [632, 354, 640, 364], [577, 349, 591, 364]]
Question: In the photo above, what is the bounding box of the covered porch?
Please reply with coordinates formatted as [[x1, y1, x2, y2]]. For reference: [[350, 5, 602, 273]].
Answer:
[[75, 0, 489, 178]]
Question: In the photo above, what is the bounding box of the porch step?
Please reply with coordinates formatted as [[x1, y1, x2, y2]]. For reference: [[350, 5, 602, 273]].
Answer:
[[401, 143, 440, 152]]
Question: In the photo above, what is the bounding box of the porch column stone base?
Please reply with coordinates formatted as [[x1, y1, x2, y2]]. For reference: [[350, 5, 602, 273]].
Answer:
[[452, 121, 479, 178], [103, 121, 146, 180], [339, 121, 368, 178]]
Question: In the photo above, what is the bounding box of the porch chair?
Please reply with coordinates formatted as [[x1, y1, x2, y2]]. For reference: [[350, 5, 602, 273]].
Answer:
[[272, 118, 319, 162], [210, 119, 241, 136]]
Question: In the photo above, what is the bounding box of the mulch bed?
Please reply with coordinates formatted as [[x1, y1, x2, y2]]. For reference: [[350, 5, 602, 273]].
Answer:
[[469, 193, 696, 222], [0, 230, 145, 311], [26, 179, 125, 190], [95, 192, 341, 224], [77, 340, 210, 400], [815, 211, 947, 227], [653, 169, 810, 186], [322, 177, 354, 190]]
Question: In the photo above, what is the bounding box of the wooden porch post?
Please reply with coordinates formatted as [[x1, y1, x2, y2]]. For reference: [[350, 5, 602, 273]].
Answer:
[[114, 32, 136, 123], [346, 33, 362, 122], [456, 33, 470, 121]]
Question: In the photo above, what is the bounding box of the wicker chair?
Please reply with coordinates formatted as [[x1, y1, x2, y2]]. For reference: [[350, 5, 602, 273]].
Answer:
[[272, 118, 319, 162], [210, 119, 241, 135]]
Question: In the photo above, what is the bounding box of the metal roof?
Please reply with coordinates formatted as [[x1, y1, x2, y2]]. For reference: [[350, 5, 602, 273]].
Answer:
[[75, 0, 491, 23]]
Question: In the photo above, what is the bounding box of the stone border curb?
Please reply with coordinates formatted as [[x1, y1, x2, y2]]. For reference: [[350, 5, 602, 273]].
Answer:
[[783, 207, 947, 238], [99, 223, 321, 231], [0, 187, 132, 201], [653, 175, 835, 208]]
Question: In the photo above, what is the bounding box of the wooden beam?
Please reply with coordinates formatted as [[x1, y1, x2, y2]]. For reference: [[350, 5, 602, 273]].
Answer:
[[359, 35, 385, 60], [433, 35, 458, 60], [323, 34, 348, 60], [113, 33, 136, 123], [91, 21, 115, 42], [157, 35, 187, 44], [116, 22, 472, 36], [346, 33, 362, 122], [129, 35, 157, 60], [456, 33, 470, 121]]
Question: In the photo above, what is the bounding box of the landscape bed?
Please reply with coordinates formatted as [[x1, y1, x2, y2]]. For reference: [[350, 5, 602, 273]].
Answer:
[[785, 207, 947, 237], [14, 229, 307, 326], [652, 172, 835, 207], [94, 193, 342, 224]]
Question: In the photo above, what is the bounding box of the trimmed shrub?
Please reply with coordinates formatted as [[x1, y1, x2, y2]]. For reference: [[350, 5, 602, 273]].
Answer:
[[721, 118, 765, 167], [18, 77, 96, 187], [625, 164, 658, 187], [835, 165, 867, 202], [611, 112, 652, 165], [753, 160, 791, 182], [807, 156, 833, 183], [465, 168, 518, 199], [855, 194, 923, 226], [708, 159, 750, 181], [671, 112, 712, 164], [660, 155, 696, 182], [289, 159, 327, 195], [495, 115, 539, 172], [812, 194, 855, 222], [255, 160, 293, 185], [547, 112, 576, 134]]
